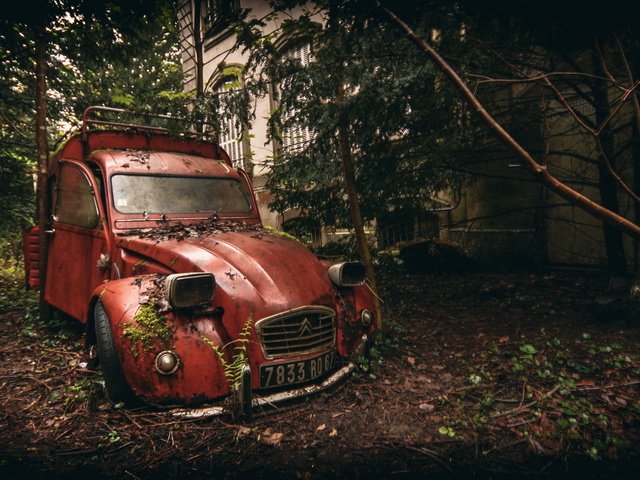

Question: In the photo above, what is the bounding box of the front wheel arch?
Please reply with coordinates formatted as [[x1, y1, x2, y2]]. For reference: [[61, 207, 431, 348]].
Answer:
[[94, 300, 139, 405]]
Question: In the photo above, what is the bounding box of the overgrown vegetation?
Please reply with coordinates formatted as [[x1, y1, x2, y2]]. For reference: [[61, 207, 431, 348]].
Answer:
[[0, 239, 37, 315], [199, 314, 254, 417], [356, 319, 405, 378], [373, 270, 640, 473], [436, 331, 640, 460], [123, 304, 173, 358], [200, 315, 254, 388]]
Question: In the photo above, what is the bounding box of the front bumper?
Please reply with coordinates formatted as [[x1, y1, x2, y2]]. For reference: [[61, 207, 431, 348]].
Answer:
[[171, 336, 367, 419]]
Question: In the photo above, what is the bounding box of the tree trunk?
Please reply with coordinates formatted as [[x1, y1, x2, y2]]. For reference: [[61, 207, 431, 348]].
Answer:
[[591, 53, 628, 275], [35, 25, 50, 322], [596, 159, 628, 274], [336, 105, 384, 332], [193, 0, 204, 98], [328, 5, 383, 332]]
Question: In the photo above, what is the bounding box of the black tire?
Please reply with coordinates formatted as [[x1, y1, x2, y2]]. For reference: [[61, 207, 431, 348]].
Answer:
[[94, 301, 138, 405]]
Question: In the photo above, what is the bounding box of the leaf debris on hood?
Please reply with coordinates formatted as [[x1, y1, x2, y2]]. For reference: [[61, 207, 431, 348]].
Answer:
[[127, 216, 265, 243]]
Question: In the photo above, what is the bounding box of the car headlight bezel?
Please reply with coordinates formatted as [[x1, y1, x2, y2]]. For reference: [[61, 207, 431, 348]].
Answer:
[[328, 261, 366, 287], [165, 272, 215, 309]]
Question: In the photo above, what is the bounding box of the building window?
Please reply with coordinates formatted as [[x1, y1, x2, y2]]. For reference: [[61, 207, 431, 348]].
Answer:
[[377, 209, 439, 250], [215, 74, 245, 169], [280, 42, 313, 153], [203, 0, 239, 36]]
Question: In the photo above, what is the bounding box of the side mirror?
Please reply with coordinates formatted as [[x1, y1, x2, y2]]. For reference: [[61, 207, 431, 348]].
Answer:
[[328, 262, 366, 287]]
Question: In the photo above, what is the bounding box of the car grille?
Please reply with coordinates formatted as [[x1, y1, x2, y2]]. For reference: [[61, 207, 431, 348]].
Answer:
[[255, 306, 336, 359]]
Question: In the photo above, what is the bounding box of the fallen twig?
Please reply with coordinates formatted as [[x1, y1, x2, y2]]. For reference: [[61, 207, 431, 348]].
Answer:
[[490, 385, 561, 419], [0, 374, 52, 391]]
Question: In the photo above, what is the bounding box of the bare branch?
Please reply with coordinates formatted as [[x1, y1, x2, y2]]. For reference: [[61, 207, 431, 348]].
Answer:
[[595, 37, 617, 85], [541, 76, 597, 135], [594, 78, 640, 136], [469, 71, 627, 90], [614, 32, 640, 135]]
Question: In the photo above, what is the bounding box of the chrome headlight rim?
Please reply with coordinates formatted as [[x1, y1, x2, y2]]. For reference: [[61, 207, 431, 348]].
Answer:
[[328, 261, 366, 287], [155, 350, 181, 375], [360, 309, 373, 327], [165, 272, 215, 309]]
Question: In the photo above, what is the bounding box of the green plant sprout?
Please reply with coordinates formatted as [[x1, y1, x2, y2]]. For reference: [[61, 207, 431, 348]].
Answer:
[[201, 314, 254, 389]]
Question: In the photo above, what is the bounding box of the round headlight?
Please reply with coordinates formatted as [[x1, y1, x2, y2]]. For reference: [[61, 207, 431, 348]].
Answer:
[[155, 350, 180, 375], [360, 309, 372, 327]]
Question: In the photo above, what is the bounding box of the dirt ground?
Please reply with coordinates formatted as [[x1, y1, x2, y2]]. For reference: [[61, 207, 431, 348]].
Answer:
[[1, 269, 639, 479]]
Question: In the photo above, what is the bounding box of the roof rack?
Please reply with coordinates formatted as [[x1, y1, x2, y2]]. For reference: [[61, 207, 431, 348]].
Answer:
[[80, 106, 216, 141]]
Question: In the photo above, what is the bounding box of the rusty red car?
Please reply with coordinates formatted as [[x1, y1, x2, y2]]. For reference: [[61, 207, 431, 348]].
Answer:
[[23, 107, 375, 417]]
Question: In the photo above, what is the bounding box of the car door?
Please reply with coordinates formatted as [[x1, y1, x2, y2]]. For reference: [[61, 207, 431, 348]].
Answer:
[[44, 161, 109, 322]]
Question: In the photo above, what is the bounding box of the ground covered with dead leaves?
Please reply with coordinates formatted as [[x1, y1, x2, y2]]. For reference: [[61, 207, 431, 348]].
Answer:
[[1, 269, 639, 479]]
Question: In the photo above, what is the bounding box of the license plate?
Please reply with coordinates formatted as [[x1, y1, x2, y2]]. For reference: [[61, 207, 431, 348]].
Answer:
[[260, 351, 335, 389]]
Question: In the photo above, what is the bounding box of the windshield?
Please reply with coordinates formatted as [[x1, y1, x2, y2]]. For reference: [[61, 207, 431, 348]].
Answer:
[[111, 175, 251, 214]]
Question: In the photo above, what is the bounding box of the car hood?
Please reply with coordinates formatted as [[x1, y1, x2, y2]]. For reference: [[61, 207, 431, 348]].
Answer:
[[117, 230, 335, 315]]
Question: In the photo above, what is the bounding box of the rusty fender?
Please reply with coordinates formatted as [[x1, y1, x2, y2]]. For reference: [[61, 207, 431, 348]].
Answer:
[[91, 276, 231, 404]]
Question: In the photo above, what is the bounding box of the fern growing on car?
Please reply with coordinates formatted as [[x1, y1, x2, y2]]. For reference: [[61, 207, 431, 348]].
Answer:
[[201, 314, 253, 387]]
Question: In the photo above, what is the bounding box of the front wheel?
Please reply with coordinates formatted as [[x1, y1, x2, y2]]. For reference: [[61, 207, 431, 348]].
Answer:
[[94, 301, 138, 405]]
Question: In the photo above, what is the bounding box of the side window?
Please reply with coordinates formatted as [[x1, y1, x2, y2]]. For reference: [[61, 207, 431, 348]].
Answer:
[[54, 164, 99, 228]]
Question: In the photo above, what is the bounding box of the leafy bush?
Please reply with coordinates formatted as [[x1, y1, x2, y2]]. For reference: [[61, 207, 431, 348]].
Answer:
[[313, 236, 361, 259], [399, 239, 473, 273], [0, 263, 37, 315], [0, 155, 35, 238], [374, 250, 406, 277]]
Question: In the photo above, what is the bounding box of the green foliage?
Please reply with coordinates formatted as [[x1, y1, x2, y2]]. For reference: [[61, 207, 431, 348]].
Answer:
[[99, 429, 121, 448], [62, 377, 104, 414], [123, 304, 173, 357], [519, 343, 538, 355], [358, 319, 405, 375], [0, 240, 37, 315], [0, 246, 78, 340], [468, 373, 482, 385], [2, 0, 188, 128], [0, 157, 35, 238], [201, 314, 254, 387], [438, 425, 458, 438], [228, 1, 473, 229], [263, 225, 301, 243], [314, 238, 404, 276], [446, 325, 640, 459], [373, 250, 406, 278], [224, 0, 640, 282], [281, 216, 320, 247], [314, 236, 362, 260]]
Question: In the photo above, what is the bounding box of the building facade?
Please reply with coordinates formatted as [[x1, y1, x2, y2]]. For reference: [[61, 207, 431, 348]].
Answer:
[[179, 0, 322, 231]]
